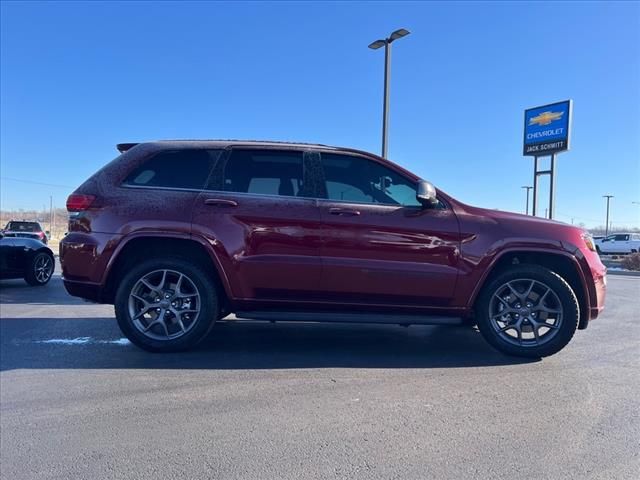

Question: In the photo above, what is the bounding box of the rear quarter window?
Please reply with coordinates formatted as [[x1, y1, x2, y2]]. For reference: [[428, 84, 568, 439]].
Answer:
[[123, 149, 221, 190]]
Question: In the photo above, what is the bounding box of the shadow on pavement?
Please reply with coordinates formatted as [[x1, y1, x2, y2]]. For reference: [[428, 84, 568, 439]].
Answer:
[[0, 277, 85, 306], [0, 317, 538, 371]]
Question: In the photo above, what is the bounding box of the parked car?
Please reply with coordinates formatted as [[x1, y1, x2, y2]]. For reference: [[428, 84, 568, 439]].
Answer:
[[595, 233, 640, 255], [60, 140, 607, 357], [0, 232, 55, 285], [2, 220, 48, 245]]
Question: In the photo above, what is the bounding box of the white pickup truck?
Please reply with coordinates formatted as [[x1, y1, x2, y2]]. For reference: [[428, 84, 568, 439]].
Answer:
[[595, 233, 640, 255]]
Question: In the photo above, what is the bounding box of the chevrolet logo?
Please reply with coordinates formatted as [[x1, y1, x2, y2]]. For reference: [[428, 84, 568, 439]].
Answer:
[[529, 111, 564, 126]]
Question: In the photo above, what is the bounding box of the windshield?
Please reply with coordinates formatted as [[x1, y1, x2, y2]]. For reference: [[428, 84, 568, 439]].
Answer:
[[4, 222, 41, 232]]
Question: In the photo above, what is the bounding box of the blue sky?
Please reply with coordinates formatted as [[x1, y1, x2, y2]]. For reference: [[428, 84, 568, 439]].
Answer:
[[1, 1, 639, 228]]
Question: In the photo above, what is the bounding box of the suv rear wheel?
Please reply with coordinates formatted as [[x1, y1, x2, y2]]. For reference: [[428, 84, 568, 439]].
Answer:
[[476, 265, 579, 358], [114, 258, 218, 352]]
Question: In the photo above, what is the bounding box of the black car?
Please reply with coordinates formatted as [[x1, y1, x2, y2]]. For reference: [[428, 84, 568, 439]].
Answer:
[[0, 233, 55, 286], [2, 220, 48, 244]]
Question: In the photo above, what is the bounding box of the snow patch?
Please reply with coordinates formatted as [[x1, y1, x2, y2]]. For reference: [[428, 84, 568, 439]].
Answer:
[[35, 337, 131, 346], [37, 337, 92, 345], [99, 338, 131, 346]]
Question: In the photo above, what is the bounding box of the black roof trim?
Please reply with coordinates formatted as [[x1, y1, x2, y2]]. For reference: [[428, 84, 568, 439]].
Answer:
[[117, 143, 139, 153]]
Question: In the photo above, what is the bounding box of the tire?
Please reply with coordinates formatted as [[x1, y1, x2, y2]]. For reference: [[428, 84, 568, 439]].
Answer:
[[475, 264, 579, 358], [24, 252, 55, 286], [114, 257, 218, 352]]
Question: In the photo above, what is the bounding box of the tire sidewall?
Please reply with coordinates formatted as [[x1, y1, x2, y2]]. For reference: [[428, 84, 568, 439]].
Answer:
[[114, 258, 218, 352], [24, 252, 54, 286], [476, 265, 579, 358]]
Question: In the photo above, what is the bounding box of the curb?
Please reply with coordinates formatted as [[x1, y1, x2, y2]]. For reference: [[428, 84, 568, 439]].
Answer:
[[607, 270, 640, 277]]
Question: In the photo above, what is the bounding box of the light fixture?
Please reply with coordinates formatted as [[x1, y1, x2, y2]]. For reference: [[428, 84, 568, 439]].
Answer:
[[389, 28, 410, 41], [368, 40, 386, 50]]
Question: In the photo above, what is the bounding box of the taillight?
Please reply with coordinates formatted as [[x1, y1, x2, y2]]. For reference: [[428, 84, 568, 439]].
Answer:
[[66, 194, 96, 212]]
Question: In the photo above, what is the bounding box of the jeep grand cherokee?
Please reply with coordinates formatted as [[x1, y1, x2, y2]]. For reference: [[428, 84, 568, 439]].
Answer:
[[60, 140, 607, 357]]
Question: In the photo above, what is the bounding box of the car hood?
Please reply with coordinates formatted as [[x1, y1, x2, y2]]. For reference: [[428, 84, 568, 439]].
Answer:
[[455, 203, 585, 250]]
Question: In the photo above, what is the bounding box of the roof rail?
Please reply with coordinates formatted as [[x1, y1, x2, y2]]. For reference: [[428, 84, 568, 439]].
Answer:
[[117, 143, 139, 153]]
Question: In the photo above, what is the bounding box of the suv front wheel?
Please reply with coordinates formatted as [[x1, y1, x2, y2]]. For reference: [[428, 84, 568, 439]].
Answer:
[[476, 265, 579, 358], [114, 258, 218, 352]]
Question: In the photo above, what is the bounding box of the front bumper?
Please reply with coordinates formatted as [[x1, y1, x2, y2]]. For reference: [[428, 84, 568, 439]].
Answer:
[[589, 270, 607, 320], [577, 248, 607, 328]]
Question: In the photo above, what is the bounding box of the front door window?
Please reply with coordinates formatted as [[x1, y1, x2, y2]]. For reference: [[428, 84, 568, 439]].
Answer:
[[320, 153, 421, 207]]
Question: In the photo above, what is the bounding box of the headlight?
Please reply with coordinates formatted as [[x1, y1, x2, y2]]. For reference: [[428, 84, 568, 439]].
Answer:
[[582, 233, 596, 252]]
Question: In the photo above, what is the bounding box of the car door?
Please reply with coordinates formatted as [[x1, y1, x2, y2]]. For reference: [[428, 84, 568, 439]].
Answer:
[[0, 237, 31, 276], [191, 147, 323, 303], [0, 237, 20, 276], [618, 234, 631, 253], [600, 235, 615, 253], [315, 152, 461, 309]]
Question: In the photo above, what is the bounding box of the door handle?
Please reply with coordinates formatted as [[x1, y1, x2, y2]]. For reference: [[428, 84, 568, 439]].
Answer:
[[329, 207, 360, 216], [204, 198, 238, 207]]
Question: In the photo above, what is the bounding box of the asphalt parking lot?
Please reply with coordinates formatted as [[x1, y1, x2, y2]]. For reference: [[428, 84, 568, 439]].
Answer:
[[1, 265, 639, 480]]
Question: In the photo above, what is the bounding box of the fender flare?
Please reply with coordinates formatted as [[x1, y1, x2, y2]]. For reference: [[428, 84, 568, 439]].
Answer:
[[101, 231, 235, 302], [466, 246, 591, 316]]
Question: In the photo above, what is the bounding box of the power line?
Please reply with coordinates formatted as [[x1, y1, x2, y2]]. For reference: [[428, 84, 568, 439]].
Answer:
[[556, 211, 601, 223], [0, 176, 74, 189], [556, 211, 640, 226]]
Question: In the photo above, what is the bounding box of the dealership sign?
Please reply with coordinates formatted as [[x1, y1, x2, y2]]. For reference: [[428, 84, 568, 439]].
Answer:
[[523, 100, 572, 156]]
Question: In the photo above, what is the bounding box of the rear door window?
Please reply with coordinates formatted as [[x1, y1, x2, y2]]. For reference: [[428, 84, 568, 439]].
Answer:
[[123, 149, 221, 190], [222, 149, 305, 197]]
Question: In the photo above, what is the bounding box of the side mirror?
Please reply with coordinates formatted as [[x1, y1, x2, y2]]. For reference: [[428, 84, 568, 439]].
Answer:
[[416, 180, 438, 207]]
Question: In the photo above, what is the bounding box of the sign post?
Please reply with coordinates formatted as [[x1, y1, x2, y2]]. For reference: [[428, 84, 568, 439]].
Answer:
[[523, 100, 572, 219]]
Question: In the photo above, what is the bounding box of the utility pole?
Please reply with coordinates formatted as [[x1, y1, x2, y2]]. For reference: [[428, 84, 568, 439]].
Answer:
[[521, 186, 533, 215], [368, 28, 411, 158], [603, 195, 614, 236], [49, 196, 53, 234]]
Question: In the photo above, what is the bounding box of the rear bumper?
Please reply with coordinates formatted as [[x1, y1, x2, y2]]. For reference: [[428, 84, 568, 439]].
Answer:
[[60, 231, 120, 303], [62, 279, 104, 303]]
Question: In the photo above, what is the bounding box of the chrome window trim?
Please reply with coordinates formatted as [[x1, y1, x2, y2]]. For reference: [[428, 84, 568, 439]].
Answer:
[[120, 184, 318, 202]]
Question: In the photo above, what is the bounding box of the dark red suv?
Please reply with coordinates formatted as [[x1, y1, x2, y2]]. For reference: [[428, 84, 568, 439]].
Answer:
[[60, 140, 606, 357]]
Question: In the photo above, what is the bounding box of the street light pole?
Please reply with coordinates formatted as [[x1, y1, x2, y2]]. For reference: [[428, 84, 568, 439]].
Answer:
[[369, 28, 410, 159], [603, 195, 614, 237], [521, 186, 533, 215], [382, 42, 391, 159]]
